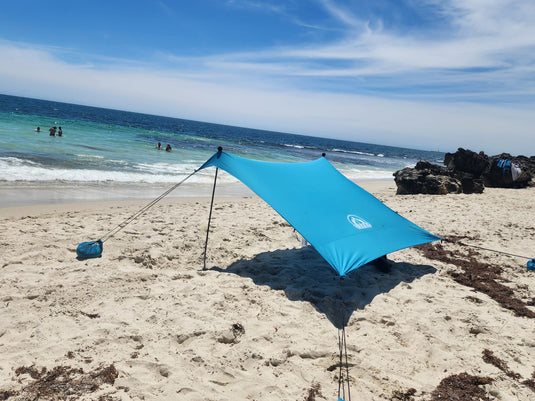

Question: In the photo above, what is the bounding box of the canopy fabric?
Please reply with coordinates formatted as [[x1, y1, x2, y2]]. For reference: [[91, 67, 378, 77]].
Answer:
[[199, 150, 440, 277]]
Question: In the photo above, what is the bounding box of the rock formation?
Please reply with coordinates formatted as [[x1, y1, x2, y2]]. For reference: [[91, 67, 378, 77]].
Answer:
[[394, 148, 533, 195]]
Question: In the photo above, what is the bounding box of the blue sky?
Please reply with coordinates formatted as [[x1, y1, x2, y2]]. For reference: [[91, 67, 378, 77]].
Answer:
[[1, 0, 534, 154]]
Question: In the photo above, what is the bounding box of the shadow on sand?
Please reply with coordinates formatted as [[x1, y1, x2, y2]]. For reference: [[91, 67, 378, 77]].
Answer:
[[210, 246, 436, 329]]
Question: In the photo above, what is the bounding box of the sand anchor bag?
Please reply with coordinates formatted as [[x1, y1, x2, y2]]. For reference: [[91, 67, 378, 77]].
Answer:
[[76, 239, 103, 260]]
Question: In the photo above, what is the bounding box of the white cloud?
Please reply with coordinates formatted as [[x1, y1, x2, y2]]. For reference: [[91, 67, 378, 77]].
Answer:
[[285, 0, 535, 79], [1, 0, 535, 156], [146, 0, 535, 101]]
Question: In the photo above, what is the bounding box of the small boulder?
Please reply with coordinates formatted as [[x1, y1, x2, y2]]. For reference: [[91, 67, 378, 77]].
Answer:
[[393, 163, 462, 195]]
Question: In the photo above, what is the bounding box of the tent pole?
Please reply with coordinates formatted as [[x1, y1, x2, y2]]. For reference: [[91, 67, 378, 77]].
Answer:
[[339, 276, 352, 401], [203, 167, 219, 270]]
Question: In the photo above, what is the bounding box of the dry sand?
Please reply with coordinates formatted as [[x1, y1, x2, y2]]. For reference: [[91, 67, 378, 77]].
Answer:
[[0, 181, 534, 400]]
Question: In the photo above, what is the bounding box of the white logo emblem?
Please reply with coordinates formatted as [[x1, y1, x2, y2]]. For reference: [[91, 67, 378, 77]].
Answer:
[[347, 215, 372, 230]]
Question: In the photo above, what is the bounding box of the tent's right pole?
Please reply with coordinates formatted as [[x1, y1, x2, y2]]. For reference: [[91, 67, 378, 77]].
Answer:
[[203, 167, 219, 270], [339, 276, 352, 401]]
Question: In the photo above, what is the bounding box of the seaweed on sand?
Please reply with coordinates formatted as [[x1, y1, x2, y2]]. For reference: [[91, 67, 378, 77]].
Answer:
[[429, 373, 493, 401], [390, 387, 416, 400], [1, 364, 118, 400], [303, 382, 323, 401], [482, 349, 521, 380], [482, 349, 535, 393], [416, 237, 535, 318]]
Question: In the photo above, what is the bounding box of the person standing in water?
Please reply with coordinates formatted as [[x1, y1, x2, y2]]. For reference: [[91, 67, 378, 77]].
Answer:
[[49, 126, 56, 136], [58, 127, 63, 136]]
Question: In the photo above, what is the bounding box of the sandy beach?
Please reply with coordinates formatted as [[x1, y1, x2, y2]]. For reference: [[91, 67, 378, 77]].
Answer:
[[1, 181, 534, 400]]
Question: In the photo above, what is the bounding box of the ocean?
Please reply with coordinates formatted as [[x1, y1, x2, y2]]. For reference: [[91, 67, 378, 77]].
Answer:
[[0, 94, 444, 200]]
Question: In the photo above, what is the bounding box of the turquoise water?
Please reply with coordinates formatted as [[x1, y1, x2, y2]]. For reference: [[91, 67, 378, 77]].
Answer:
[[0, 94, 445, 185], [0, 109, 215, 183]]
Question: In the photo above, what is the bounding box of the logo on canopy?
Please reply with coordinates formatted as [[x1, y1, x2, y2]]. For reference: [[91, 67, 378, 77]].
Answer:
[[347, 214, 372, 230]]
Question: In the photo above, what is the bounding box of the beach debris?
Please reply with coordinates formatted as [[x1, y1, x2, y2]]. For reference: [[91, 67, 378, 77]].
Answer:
[[430, 373, 493, 401], [2, 364, 118, 400], [217, 323, 245, 344], [303, 381, 323, 401], [523, 372, 535, 393], [482, 349, 535, 393], [390, 387, 416, 400], [231, 322, 245, 337], [482, 349, 521, 380], [80, 311, 100, 319], [417, 237, 535, 318], [133, 250, 158, 269]]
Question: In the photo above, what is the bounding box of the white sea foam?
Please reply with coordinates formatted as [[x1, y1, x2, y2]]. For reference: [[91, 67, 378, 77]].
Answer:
[[0, 156, 396, 184], [331, 148, 376, 157], [0, 157, 237, 184], [132, 162, 191, 175], [340, 168, 396, 181], [74, 154, 104, 159]]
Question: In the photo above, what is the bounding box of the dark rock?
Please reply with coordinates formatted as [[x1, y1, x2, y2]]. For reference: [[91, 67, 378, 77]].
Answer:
[[393, 165, 462, 195], [444, 148, 489, 176], [520, 155, 535, 176], [394, 147, 533, 195], [456, 173, 485, 194], [463, 178, 485, 194], [415, 160, 449, 175]]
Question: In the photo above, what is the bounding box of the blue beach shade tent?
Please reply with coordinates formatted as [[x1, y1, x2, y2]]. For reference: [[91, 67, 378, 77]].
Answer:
[[199, 150, 441, 277], [200, 149, 442, 401]]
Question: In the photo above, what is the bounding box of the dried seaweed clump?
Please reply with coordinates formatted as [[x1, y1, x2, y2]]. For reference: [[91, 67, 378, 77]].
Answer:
[[522, 371, 535, 393], [482, 349, 535, 393], [303, 382, 323, 401], [417, 239, 535, 318], [391, 387, 416, 400], [429, 372, 493, 401], [482, 349, 521, 379], [1, 364, 118, 400]]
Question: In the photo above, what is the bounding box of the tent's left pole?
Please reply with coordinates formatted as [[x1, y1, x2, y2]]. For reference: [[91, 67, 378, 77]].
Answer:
[[203, 167, 219, 270]]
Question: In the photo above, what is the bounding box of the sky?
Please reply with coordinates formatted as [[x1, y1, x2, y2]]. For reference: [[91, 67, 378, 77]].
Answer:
[[1, 0, 534, 155]]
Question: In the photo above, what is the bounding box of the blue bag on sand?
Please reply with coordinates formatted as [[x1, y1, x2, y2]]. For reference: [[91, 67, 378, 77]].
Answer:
[[76, 240, 103, 260], [527, 259, 535, 271]]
